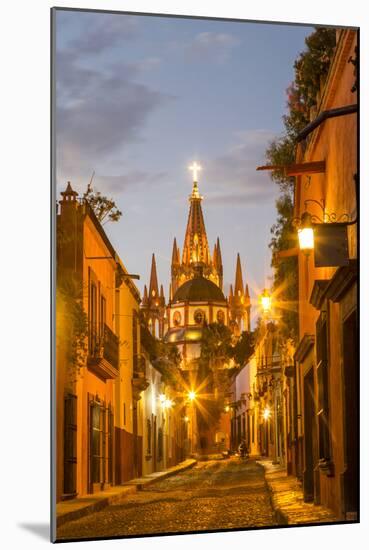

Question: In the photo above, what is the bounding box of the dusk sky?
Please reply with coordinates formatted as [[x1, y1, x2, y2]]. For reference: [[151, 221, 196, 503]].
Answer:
[[55, 9, 314, 316]]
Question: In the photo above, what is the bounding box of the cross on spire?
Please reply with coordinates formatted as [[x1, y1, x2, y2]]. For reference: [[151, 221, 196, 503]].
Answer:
[[189, 161, 201, 182]]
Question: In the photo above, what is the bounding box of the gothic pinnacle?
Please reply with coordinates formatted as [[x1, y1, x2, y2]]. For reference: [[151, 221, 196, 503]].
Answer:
[[149, 253, 159, 299], [234, 253, 244, 297]]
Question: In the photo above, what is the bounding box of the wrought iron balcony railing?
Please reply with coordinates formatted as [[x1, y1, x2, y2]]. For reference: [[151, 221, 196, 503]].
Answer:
[[257, 354, 281, 372], [133, 354, 146, 379], [89, 322, 119, 370]]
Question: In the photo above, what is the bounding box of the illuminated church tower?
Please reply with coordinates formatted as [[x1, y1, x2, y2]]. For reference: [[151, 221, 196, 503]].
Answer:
[[170, 162, 223, 296], [143, 162, 250, 340], [228, 253, 251, 334], [141, 253, 166, 338]]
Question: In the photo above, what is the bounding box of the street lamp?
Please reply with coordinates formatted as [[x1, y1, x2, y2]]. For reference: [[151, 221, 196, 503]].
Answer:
[[188, 390, 196, 402], [260, 289, 272, 314], [297, 211, 314, 255], [263, 406, 271, 421]]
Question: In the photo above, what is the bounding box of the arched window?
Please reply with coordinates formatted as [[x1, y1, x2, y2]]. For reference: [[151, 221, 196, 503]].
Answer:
[[173, 310, 182, 327], [216, 310, 225, 324], [194, 309, 205, 325]]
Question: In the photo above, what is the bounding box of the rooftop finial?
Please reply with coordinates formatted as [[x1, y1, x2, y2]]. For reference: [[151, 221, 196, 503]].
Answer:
[[189, 161, 201, 182]]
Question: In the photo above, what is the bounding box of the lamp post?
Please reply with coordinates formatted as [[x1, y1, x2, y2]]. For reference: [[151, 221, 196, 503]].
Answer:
[[186, 390, 197, 455], [263, 406, 271, 457], [260, 289, 272, 315], [297, 211, 314, 255]]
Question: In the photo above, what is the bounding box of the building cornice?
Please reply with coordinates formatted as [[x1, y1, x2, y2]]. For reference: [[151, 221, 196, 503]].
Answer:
[[310, 280, 330, 310], [294, 333, 315, 363], [324, 259, 357, 303]]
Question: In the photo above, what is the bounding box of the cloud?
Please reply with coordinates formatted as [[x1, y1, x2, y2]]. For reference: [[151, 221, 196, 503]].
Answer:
[[185, 31, 240, 62], [203, 129, 279, 206], [55, 49, 173, 189], [93, 170, 168, 193], [69, 13, 139, 54]]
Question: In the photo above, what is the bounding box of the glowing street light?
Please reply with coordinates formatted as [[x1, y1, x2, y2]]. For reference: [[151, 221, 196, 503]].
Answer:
[[263, 407, 271, 421], [260, 289, 272, 314], [297, 211, 314, 254], [159, 394, 166, 404], [188, 390, 196, 401], [224, 405, 230, 413]]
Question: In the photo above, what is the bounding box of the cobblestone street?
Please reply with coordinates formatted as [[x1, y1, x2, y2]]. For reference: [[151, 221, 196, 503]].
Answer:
[[57, 458, 277, 540]]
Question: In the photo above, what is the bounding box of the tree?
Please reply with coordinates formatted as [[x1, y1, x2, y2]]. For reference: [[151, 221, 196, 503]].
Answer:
[[196, 323, 235, 433], [232, 330, 255, 367], [83, 184, 122, 224], [57, 271, 88, 385], [264, 27, 336, 342], [140, 320, 183, 389]]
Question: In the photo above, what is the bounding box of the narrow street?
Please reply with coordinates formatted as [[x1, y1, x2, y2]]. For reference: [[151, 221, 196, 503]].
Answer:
[[57, 458, 277, 539]]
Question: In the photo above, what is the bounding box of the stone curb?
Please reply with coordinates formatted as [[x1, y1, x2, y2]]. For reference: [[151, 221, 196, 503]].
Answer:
[[256, 461, 287, 525], [57, 459, 197, 527], [257, 460, 338, 526]]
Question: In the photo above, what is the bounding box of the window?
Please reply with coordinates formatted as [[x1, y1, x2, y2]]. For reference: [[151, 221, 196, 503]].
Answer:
[[100, 295, 106, 338], [146, 418, 152, 456], [173, 310, 182, 327], [217, 310, 225, 324], [158, 427, 164, 462], [107, 405, 114, 484], [194, 309, 205, 325], [90, 400, 101, 484], [89, 281, 98, 354], [132, 310, 138, 373], [316, 311, 330, 461], [64, 394, 77, 496], [89, 398, 114, 488]]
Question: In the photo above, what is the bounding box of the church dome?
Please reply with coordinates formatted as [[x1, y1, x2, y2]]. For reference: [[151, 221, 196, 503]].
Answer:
[[172, 275, 226, 303]]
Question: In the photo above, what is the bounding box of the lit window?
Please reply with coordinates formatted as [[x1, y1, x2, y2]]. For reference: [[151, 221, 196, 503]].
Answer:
[[173, 311, 182, 327], [217, 310, 225, 324], [194, 309, 205, 324]]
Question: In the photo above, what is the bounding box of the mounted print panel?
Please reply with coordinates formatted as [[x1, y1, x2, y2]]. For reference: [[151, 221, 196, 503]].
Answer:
[[51, 7, 359, 542]]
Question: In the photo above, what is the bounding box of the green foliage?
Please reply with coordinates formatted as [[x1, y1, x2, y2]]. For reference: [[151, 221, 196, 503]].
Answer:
[[140, 321, 183, 389], [197, 323, 236, 431], [83, 185, 122, 224], [57, 273, 88, 381], [199, 322, 233, 370], [232, 330, 255, 367], [264, 27, 336, 342], [265, 136, 295, 192]]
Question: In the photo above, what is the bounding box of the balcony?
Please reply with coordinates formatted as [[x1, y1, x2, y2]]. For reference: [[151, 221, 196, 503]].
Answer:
[[257, 354, 281, 375], [88, 322, 119, 379], [132, 355, 149, 399]]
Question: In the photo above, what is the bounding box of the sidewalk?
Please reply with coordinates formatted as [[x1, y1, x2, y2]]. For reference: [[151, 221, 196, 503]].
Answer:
[[57, 458, 196, 527], [258, 460, 338, 526]]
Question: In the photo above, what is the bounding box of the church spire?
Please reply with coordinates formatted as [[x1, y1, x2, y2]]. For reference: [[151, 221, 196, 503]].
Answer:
[[216, 238, 223, 268], [213, 243, 218, 267], [142, 284, 148, 304], [234, 253, 244, 297], [182, 162, 210, 267], [172, 237, 180, 265], [149, 253, 159, 299]]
